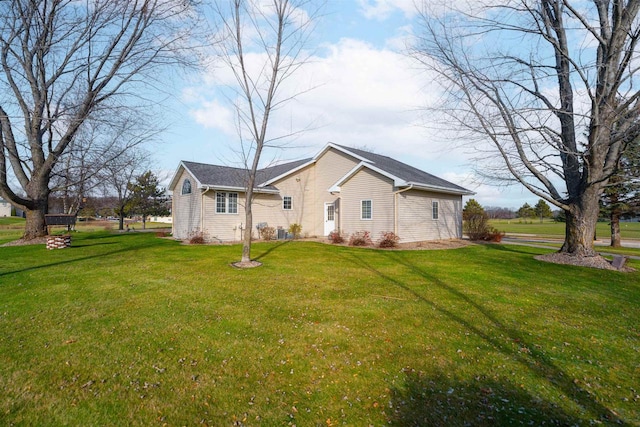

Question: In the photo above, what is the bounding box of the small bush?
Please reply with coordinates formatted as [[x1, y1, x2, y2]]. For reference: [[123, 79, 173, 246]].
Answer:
[[464, 213, 490, 241], [188, 230, 207, 244], [484, 227, 505, 242], [348, 231, 372, 247], [328, 230, 344, 244], [288, 223, 302, 239], [377, 231, 400, 248], [260, 226, 276, 241]]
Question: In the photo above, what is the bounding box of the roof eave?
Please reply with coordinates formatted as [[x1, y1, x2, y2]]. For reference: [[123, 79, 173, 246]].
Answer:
[[406, 182, 475, 196], [314, 142, 373, 163], [168, 161, 204, 192], [259, 159, 316, 187], [200, 184, 280, 195], [329, 161, 407, 192]]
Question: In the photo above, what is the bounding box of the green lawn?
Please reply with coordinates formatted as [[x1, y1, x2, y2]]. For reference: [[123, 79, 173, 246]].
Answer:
[[0, 232, 638, 425], [491, 218, 640, 240], [0, 217, 25, 245], [0, 217, 170, 244]]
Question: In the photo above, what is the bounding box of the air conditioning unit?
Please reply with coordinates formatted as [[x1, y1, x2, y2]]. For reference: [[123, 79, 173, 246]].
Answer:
[[277, 228, 286, 240]]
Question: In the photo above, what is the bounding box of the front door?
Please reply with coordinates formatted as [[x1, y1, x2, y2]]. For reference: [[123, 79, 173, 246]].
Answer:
[[324, 202, 335, 236]]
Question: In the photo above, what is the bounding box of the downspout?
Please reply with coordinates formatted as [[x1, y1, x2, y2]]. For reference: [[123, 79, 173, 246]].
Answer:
[[201, 186, 211, 234], [393, 184, 414, 235]]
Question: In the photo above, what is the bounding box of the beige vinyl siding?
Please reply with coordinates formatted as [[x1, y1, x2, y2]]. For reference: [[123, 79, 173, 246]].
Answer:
[[311, 148, 359, 236], [200, 183, 315, 241], [254, 164, 315, 236], [397, 190, 462, 241], [340, 168, 395, 239], [201, 191, 245, 241], [171, 170, 202, 239]]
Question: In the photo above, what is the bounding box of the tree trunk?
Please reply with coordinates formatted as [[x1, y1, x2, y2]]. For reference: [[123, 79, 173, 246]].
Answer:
[[559, 195, 600, 257], [610, 210, 621, 248], [241, 188, 254, 263], [23, 202, 48, 239], [118, 212, 125, 231]]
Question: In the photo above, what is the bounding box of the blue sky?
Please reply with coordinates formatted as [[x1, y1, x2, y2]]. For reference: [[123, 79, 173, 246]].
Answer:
[[154, 0, 539, 209]]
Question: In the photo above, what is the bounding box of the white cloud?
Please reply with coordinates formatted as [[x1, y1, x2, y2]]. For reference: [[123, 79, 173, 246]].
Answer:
[[357, 0, 417, 21], [265, 38, 447, 158], [190, 99, 235, 135], [186, 36, 547, 205]]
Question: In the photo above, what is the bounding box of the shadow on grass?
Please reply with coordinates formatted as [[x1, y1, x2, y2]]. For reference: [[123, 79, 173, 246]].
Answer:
[[478, 242, 553, 256], [389, 371, 580, 426], [0, 238, 165, 278], [340, 248, 626, 425], [253, 240, 291, 262]]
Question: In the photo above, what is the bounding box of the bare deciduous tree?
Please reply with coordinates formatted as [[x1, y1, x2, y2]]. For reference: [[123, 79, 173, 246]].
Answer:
[[0, 0, 200, 239], [210, 0, 322, 265], [50, 111, 161, 217], [100, 147, 151, 231], [412, 0, 640, 257]]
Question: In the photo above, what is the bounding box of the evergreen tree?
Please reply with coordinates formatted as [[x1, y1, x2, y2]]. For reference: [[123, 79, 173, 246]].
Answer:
[[534, 199, 553, 223], [517, 203, 535, 220], [128, 172, 169, 229], [463, 199, 489, 240], [601, 140, 640, 247]]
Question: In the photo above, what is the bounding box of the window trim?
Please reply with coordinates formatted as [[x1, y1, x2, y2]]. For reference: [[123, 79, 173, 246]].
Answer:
[[216, 191, 239, 214], [181, 179, 192, 195], [432, 200, 439, 220], [283, 195, 292, 210], [361, 199, 372, 220]]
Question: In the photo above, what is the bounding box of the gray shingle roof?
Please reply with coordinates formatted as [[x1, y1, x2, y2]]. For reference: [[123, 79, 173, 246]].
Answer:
[[182, 158, 311, 191], [177, 145, 471, 195], [182, 161, 249, 188], [335, 144, 471, 193], [256, 158, 312, 184]]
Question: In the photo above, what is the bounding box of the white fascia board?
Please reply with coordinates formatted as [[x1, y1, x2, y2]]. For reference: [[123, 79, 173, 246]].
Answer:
[[168, 161, 204, 192], [328, 162, 408, 192], [314, 142, 373, 164], [408, 182, 476, 196], [259, 159, 316, 187]]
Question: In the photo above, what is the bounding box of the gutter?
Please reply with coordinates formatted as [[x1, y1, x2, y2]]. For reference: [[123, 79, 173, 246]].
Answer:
[[409, 182, 475, 196], [393, 184, 414, 235]]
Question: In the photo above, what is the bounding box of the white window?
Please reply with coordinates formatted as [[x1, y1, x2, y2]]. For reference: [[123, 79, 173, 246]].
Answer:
[[432, 201, 439, 220], [361, 199, 372, 220], [181, 179, 191, 195], [216, 192, 238, 214], [283, 196, 292, 210], [326, 204, 335, 221], [228, 193, 238, 214]]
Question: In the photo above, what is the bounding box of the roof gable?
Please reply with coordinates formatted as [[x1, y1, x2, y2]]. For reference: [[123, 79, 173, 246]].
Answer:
[[335, 145, 473, 194], [329, 161, 406, 192]]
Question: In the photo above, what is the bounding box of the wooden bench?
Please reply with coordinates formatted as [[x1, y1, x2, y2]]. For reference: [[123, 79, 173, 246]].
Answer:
[[45, 214, 77, 233]]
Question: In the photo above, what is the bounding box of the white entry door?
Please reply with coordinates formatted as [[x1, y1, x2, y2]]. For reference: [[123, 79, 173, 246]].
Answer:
[[324, 202, 335, 235]]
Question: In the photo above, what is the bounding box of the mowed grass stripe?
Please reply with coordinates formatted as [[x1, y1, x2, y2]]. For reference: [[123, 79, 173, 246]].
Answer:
[[0, 232, 638, 425]]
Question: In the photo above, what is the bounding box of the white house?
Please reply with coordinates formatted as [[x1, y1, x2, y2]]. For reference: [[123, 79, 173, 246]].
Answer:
[[168, 143, 474, 242], [0, 198, 12, 217]]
